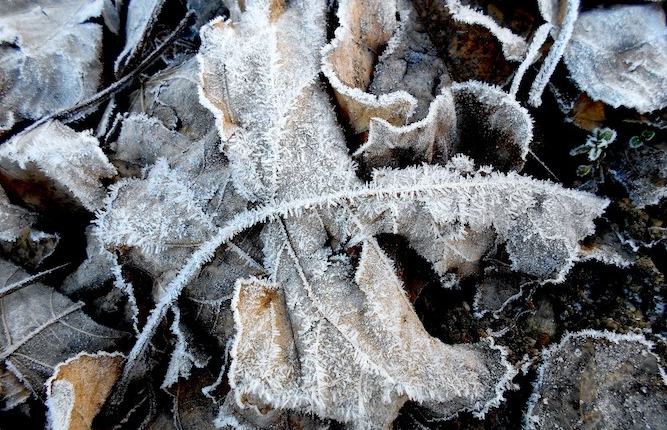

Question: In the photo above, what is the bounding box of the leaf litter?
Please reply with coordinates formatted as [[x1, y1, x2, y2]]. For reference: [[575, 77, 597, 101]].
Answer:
[[0, 0, 666, 429]]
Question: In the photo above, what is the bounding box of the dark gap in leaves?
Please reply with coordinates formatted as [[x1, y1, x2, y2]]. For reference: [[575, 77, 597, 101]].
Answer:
[[31, 212, 91, 272], [0, 394, 46, 430], [539, 260, 652, 337], [376, 233, 439, 304], [117, 260, 157, 331], [413, 272, 485, 345], [475, 0, 540, 36], [82, 280, 136, 335], [177, 295, 228, 363], [325, 0, 340, 42], [97, 385, 157, 430], [412, 0, 515, 85], [527, 67, 589, 186]]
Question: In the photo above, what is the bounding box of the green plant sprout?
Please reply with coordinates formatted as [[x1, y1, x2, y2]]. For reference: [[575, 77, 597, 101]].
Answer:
[[628, 129, 655, 149], [570, 127, 617, 178]]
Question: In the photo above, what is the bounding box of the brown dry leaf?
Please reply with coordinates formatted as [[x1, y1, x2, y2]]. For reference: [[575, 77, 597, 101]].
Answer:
[[571, 94, 606, 132], [46, 352, 124, 430]]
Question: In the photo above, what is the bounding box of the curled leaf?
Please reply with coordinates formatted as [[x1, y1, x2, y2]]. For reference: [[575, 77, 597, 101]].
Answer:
[[321, 0, 417, 134]]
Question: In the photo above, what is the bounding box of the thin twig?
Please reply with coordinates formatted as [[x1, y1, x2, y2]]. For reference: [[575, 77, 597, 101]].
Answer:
[[528, 149, 560, 182]]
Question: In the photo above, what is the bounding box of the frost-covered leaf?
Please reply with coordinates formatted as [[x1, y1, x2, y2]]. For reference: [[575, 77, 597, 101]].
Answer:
[[525, 330, 667, 429], [45, 352, 124, 430], [563, 4, 667, 113], [0, 0, 108, 129], [360, 157, 607, 281], [0, 259, 126, 399], [610, 145, 667, 209], [127, 57, 217, 140], [230, 242, 516, 426], [366, 0, 447, 123], [95, 159, 217, 289], [0, 121, 117, 213], [449, 81, 531, 172], [356, 88, 458, 169], [357, 81, 532, 173]]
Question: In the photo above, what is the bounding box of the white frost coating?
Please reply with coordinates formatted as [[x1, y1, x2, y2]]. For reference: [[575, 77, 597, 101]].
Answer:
[[444, 0, 528, 61], [95, 158, 216, 256], [563, 4, 667, 113], [45, 380, 74, 430], [0, 121, 117, 212], [528, 0, 580, 107]]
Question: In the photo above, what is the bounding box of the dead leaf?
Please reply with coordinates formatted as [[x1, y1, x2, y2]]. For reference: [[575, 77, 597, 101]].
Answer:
[[0, 121, 117, 213], [0, 0, 111, 130], [0, 259, 127, 400], [525, 331, 667, 429], [563, 4, 667, 113], [571, 94, 606, 131], [46, 352, 124, 430]]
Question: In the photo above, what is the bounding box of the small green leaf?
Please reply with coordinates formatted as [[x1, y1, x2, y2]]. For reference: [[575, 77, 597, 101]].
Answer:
[[628, 136, 644, 149], [597, 128, 616, 143], [640, 129, 655, 141], [570, 144, 592, 156], [577, 164, 593, 176]]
